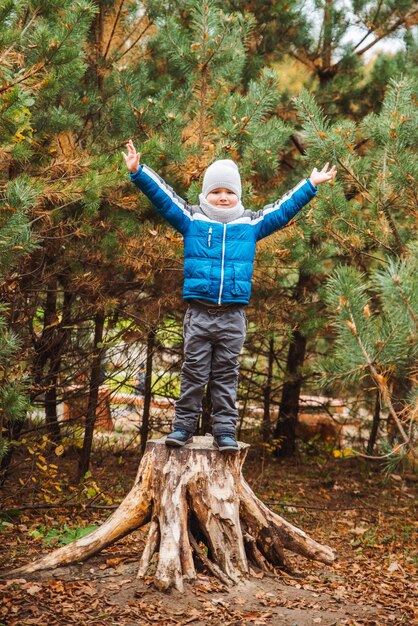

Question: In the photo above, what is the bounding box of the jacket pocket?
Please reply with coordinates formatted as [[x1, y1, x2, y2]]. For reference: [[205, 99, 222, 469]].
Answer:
[[232, 264, 249, 296], [184, 260, 214, 294]]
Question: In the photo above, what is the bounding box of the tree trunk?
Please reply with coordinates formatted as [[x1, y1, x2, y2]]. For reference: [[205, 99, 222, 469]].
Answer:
[[262, 337, 274, 442], [140, 327, 155, 455], [274, 330, 307, 458], [44, 365, 61, 445], [1, 281, 74, 479], [274, 272, 311, 458], [387, 377, 411, 445], [367, 390, 381, 454], [77, 311, 105, 481], [32, 273, 58, 388], [6, 436, 334, 591], [44, 284, 74, 444], [32, 273, 62, 442]]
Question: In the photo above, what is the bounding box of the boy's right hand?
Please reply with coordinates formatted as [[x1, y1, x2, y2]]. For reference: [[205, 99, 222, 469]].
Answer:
[[122, 139, 141, 173]]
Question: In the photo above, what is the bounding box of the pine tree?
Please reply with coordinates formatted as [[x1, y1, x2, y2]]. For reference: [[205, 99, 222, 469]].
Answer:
[[2, 0, 417, 477], [0, 151, 38, 468], [0, 0, 97, 470], [296, 76, 417, 457], [224, 0, 417, 117]]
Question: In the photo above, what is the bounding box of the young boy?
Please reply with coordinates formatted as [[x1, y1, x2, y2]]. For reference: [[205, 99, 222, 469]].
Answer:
[[122, 140, 336, 451]]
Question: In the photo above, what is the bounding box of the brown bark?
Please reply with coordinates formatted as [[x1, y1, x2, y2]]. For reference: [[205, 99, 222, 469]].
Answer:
[[44, 285, 74, 444], [140, 327, 155, 455], [367, 390, 381, 454], [7, 436, 335, 591], [44, 365, 61, 444], [262, 337, 274, 442], [274, 272, 310, 457], [77, 311, 106, 481], [274, 329, 307, 457], [32, 273, 61, 443]]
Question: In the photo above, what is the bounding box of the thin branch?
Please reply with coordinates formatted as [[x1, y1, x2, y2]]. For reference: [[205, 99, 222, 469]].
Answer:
[[0, 8, 40, 65], [346, 306, 416, 457], [355, 9, 418, 57], [0, 10, 88, 94], [0, 62, 45, 95], [326, 227, 389, 264], [288, 48, 318, 73], [351, 0, 387, 52], [336, 216, 394, 254], [393, 278, 418, 329], [113, 22, 152, 63], [103, 0, 125, 60]]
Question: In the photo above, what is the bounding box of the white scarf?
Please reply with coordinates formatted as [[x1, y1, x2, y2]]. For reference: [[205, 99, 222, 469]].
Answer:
[[199, 193, 245, 224]]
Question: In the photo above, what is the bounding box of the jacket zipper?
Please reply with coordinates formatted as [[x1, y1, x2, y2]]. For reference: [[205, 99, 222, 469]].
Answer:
[[207, 227, 212, 248], [218, 224, 227, 304]]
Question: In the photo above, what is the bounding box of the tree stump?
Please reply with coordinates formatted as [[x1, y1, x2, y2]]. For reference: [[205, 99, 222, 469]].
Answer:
[[7, 436, 334, 591]]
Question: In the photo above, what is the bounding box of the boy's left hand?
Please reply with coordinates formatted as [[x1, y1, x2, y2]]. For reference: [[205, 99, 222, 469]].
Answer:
[[309, 162, 337, 186]]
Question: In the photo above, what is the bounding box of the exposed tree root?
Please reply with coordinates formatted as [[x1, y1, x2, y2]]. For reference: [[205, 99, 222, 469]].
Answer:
[[5, 436, 335, 591]]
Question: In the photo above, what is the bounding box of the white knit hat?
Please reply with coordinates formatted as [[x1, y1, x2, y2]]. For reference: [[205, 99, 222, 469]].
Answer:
[[202, 159, 242, 199]]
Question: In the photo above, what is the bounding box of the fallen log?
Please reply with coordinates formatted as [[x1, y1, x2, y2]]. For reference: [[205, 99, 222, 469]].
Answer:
[[5, 436, 335, 591]]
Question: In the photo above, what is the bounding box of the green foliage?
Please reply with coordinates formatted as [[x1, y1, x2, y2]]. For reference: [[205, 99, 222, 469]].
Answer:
[[29, 523, 99, 546], [158, 0, 253, 82], [1, 0, 417, 472], [0, 202, 37, 461], [321, 251, 417, 401], [0, 381, 31, 423]]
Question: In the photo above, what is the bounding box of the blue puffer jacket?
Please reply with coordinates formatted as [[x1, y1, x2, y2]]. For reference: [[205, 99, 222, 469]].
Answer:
[[130, 165, 317, 305]]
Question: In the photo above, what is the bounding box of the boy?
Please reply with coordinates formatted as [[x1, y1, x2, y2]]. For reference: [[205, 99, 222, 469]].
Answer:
[[122, 140, 336, 451]]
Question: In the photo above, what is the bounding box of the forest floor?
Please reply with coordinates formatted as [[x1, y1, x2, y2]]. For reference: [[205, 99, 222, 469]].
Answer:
[[0, 441, 417, 626]]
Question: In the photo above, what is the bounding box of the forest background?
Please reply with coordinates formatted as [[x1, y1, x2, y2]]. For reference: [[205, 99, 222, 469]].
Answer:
[[1, 0, 416, 478], [0, 1, 417, 624]]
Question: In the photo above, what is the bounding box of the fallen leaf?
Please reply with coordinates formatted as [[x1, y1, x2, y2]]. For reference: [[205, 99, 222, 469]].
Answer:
[[25, 584, 42, 596], [387, 561, 400, 573]]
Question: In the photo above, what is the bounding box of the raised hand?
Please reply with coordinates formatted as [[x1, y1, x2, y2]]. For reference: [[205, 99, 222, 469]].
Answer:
[[309, 162, 337, 186], [122, 139, 141, 173]]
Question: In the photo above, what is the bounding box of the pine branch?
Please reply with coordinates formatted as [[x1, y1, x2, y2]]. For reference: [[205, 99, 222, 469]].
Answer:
[[0, 61, 46, 95], [297, 91, 408, 255], [0, 7, 40, 65], [336, 217, 394, 254], [380, 199, 405, 255], [326, 226, 389, 265], [391, 275, 418, 330], [345, 305, 416, 458], [0, 6, 93, 95]]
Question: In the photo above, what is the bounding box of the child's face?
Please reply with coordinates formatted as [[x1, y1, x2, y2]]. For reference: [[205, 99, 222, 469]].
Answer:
[[206, 188, 239, 208]]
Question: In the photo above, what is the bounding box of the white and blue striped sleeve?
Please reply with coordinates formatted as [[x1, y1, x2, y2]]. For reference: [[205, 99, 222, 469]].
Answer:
[[254, 178, 317, 241], [130, 165, 192, 235]]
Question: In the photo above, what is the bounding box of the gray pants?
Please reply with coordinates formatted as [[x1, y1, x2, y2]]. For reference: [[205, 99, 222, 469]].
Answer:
[[174, 303, 247, 437]]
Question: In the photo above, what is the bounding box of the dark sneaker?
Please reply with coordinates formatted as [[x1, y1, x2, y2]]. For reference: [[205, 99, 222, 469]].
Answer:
[[214, 434, 238, 452], [166, 429, 193, 447]]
